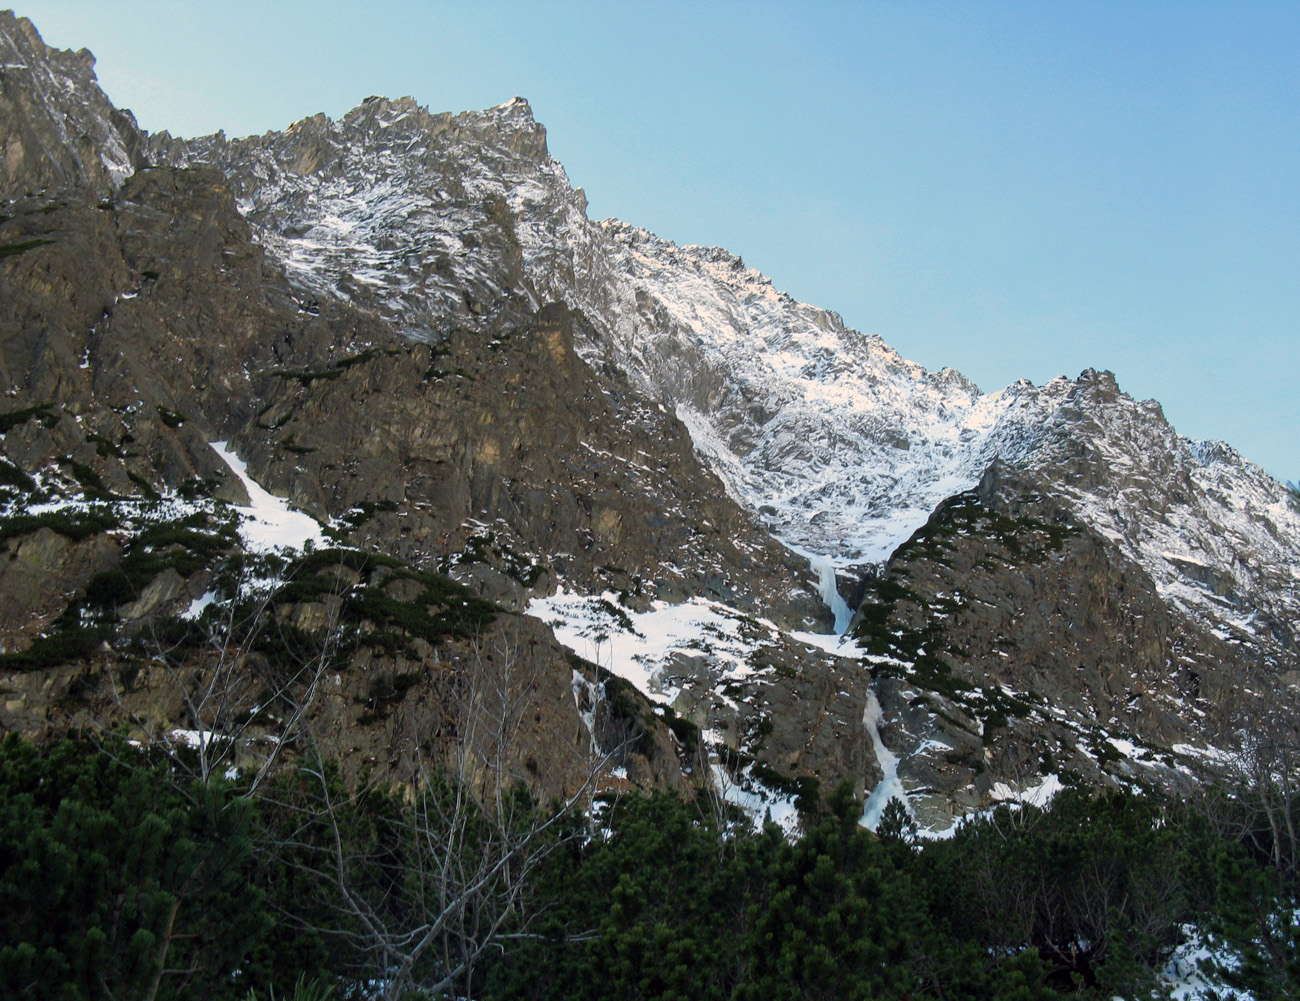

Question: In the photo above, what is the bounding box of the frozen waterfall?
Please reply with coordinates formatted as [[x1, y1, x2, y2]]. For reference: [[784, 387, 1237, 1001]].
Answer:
[[810, 554, 853, 634]]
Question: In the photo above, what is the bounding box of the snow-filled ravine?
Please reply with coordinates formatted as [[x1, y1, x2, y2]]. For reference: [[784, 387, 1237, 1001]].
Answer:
[[212, 441, 326, 552]]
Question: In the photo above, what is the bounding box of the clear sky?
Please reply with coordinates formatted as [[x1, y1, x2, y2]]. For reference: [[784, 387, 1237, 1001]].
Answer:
[[15, 1, 1299, 480]]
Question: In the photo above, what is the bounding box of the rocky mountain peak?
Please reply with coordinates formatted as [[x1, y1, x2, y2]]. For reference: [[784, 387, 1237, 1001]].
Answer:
[[2, 11, 1298, 834], [0, 10, 148, 196], [147, 65, 1297, 676]]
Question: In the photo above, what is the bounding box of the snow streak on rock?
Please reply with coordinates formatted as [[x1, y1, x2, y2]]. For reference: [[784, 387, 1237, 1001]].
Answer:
[[527, 586, 865, 708]]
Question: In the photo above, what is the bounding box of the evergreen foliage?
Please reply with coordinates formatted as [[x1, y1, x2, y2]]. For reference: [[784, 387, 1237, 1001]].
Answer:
[[922, 788, 1199, 992], [1, 732, 1297, 999], [0, 734, 267, 1001]]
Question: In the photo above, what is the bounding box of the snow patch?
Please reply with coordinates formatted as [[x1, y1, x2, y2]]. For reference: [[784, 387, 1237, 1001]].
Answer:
[[709, 758, 802, 836], [991, 773, 1064, 809], [182, 590, 218, 621], [211, 441, 325, 553]]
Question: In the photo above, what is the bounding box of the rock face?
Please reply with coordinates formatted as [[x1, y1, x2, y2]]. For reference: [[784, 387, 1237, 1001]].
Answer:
[[1, 11, 1297, 826], [0, 13, 824, 806], [0, 12, 146, 194], [850, 464, 1257, 829]]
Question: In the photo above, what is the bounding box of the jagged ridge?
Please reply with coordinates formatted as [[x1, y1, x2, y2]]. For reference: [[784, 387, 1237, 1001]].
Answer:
[[2, 7, 1298, 828], [155, 86, 1299, 671]]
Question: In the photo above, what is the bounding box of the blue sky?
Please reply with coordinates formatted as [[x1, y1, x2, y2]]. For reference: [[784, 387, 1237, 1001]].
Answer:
[[18, 1, 1298, 479]]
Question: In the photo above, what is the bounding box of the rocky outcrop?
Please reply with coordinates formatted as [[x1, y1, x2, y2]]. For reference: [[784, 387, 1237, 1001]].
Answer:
[[0, 580, 610, 802], [0, 10, 148, 197], [850, 463, 1277, 827], [235, 297, 822, 629], [0, 526, 120, 650]]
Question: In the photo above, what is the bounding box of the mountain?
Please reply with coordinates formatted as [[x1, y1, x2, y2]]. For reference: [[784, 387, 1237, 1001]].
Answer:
[[0, 10, 1296, 831]]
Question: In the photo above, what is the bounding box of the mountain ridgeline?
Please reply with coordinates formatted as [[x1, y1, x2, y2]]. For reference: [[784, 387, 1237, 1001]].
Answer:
[[0, 10, 1297, 831]]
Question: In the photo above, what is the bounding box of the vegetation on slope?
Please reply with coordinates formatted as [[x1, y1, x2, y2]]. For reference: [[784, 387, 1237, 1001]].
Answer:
[[1, 733, 1297, 1000]]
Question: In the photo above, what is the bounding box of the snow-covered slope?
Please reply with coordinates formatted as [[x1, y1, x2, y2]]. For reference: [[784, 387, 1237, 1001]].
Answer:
[[528, 217, 1299, 658], [156, 96, 556, 340], [158, 94, 1299, 666]]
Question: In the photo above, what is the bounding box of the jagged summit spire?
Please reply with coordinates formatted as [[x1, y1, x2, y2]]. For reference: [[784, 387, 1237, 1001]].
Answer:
[[0, 10, 149, 194]]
